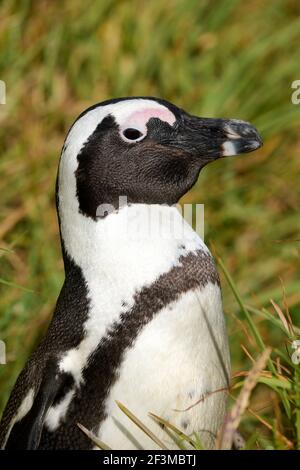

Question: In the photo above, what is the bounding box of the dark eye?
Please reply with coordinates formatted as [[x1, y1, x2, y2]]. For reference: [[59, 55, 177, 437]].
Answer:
[[123, 128, 144, 141]]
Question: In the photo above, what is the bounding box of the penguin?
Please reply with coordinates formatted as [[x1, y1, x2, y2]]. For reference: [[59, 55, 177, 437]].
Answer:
[[0, 97, 262, 450]]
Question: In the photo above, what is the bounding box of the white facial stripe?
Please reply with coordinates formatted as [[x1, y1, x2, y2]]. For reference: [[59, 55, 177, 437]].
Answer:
[[221, 140, 236, 157], [65, 99, 175, 164], [59, 99, 177, 217], [121, 107, 175, 134]]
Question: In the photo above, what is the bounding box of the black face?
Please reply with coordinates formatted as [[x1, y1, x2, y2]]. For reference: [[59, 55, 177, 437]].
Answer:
[[73, 98, 262, 219]]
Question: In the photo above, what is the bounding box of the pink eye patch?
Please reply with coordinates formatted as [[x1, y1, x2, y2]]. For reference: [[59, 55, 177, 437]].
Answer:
[[123, 107, 176, 134]]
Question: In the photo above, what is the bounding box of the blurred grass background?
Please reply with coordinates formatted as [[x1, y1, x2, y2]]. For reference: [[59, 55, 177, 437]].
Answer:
[[0, 0, 300, 449]]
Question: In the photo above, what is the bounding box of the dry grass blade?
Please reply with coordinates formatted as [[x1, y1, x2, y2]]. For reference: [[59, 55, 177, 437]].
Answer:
[[216, 347, 271, 450], [270, 299, 292, 335], [0, 277, 34, 293], [116, 401, 168, 450], [240, 344, 255, 363], [77, 422, 111, 450], [246, 407, 294, 449], [279, 278, 294, 334], [229, 393, 294, 449], [232, 369, 289, 383], [148, 412, 196, 448], [174, 387, 229, 413]]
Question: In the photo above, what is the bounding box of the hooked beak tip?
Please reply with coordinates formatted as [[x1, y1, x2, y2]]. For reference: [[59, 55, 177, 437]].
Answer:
[[221, 120, 263, 157]]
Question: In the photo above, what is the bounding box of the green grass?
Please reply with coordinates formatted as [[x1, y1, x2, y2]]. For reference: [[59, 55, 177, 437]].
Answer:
[[0, 0, 300, 449]]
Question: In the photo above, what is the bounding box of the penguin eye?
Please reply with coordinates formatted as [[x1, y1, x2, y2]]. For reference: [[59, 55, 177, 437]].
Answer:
[[122, 128, 145, 142]]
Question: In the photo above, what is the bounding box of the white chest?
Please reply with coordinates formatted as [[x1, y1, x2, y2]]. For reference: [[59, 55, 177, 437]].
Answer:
[[98, 283, 230, 450], [47, 204, 230, 448], [58, 204, 208, 383]]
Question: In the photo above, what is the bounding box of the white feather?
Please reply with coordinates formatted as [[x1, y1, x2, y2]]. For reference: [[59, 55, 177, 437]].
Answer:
[[2, 388, 35, 449], [45, 389, 75, 431]]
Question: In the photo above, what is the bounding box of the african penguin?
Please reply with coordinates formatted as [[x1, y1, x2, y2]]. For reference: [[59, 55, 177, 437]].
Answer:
[[0, 97, 262, 450]]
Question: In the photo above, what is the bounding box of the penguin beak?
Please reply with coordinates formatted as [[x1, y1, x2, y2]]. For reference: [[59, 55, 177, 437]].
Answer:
[[177, 115, 263, 162], [219, 118, 263, 157]]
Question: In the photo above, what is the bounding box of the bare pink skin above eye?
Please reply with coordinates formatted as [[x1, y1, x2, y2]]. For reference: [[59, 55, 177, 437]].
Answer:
[[122, 107, 176, 134]]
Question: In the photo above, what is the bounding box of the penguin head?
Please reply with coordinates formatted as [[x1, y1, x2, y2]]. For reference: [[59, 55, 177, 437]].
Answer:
[[58, 97, 262, 219]]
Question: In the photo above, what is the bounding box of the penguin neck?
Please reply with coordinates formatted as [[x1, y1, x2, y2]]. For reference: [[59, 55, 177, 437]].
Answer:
[[58, 201, 203, 284], [57, 159, 205, 286], [57, 195, 207, 348]]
